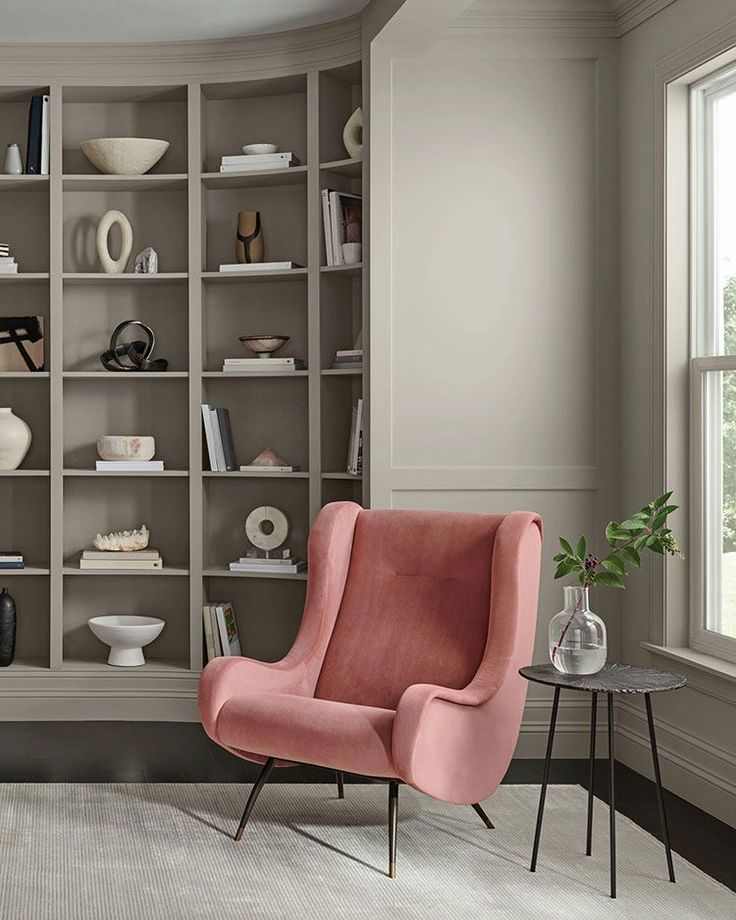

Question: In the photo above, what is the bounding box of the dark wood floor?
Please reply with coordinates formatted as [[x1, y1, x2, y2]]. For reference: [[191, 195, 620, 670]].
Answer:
[[0, 721, 733, 892]]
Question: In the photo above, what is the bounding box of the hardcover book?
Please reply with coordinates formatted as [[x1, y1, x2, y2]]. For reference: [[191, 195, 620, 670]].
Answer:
[[215, 603, 242, 656]]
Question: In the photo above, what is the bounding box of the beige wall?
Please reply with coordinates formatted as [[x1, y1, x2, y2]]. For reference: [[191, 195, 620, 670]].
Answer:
[[369, 18, 621, 756]]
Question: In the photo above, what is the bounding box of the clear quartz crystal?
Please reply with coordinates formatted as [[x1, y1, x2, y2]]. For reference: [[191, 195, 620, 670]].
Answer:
[[549, 586, 607, 675]]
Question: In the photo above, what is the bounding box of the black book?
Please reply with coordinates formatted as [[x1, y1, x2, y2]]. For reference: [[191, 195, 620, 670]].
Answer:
[[215, 408, 237, 471], [25, 96, 43, 174]]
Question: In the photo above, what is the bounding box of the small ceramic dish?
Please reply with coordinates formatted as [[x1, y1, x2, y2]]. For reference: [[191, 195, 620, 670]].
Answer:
[[242, 143, 278, 155]]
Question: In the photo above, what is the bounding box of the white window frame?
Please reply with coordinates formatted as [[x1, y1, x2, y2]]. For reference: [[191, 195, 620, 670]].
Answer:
[[690, 65, 736, 664]]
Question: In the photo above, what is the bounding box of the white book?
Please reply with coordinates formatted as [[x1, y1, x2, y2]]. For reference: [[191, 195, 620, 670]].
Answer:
[[215, 603, 242, 656], [95, 460, 164, 471], [209, 407, 226, 472], [347, 397, 363, 475], [0, 257, 16, 265], [201, 404, 219, 471], [79, 558, 162, 570], [224, 356, 300, 365], [221, 152, 295, 165], [219, 162, 291, 173], [238, 465, 299, 473], [82, 549, 160, 561], [0, 265, 19, 274], [202, 605, 216, 662], [329, 191, 362, 266], [222, 365, 303, 373], [210, 607, 222, 656], [218, 261, 302, 273], [336, 350, 363, 358], [40, 95, 50, 176], [237, 556, 300, 566], [321, 189, 335, 266], [229, 562, 305, 574], [0, 555, 23, 562]]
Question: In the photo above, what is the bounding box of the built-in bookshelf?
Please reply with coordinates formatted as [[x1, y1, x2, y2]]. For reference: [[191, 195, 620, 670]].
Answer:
[[0, 60, 366, 715]]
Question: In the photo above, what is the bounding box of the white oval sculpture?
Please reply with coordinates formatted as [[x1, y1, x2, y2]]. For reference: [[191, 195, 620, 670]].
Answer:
[[80, 137, 170, 175], [97, 435, 155, 462], [0, 408, 31, 470], [88, 615, 165, 667], [342, 106, 363, 160], [245, 506, 288, 552], [96, 209, 133, 274]]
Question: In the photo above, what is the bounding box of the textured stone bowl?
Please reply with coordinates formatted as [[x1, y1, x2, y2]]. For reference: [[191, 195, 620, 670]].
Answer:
[[239, 335, 289, 357], [88, 615, 165, 667], [97, 435, 155, 462], [80, 138, 170, 175]]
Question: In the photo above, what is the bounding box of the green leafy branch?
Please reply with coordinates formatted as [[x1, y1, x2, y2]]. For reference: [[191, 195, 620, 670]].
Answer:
[[553, 491, 683, 590]]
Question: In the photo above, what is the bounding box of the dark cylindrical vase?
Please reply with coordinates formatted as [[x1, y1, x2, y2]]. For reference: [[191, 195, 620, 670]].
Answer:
[[0, 587, 16, 667]]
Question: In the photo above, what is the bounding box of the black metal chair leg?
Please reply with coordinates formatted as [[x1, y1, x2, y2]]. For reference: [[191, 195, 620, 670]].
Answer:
[[645, 693, 676, 883], [607, 693, 616, 899], [586, 692, 597, 856], [336, 771, 345, 799], [471, 802, 495, 829], [388, 781, 399, 878], [530, 686, 561, 872], [234, 757, 276, 842]]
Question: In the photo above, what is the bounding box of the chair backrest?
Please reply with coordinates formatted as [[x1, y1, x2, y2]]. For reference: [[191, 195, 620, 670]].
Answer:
[[314, 508, 505, 710]]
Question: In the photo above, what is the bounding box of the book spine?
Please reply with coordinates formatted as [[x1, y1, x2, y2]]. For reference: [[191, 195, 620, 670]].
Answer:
[[210, 607, 222, 656], [210, 407, 226, 472], [40, 95, 50, 175], [329, 191, 344, 265], [26, 96, 43, 174], [321, 189, 334, 266], [202, 605, 215, 662], [216, 408, 237, 472], [201, 404, 218, 471], [215, 605, 230, 657], [0, 562, 24, 569], [221, 152, 293, 164], [79, 559, 162, 569]]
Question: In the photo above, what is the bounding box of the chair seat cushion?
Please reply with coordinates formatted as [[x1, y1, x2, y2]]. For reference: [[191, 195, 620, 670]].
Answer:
[[216, 692, 398, 778]]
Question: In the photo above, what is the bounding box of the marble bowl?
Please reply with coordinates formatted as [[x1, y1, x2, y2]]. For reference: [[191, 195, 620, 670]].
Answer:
[[239, 335, 289, 357], [80, 138, 170, 175], [97, 435, 155, 462], [88, 615, 165, 667], [242, 143, 278, 155]]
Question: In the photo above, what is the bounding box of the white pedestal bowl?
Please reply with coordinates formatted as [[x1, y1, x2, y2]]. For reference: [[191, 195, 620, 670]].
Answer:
[[88, 615, 165, 667]]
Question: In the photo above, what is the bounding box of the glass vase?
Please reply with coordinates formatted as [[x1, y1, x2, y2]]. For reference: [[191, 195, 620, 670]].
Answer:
[[549, 586, 606, 675]]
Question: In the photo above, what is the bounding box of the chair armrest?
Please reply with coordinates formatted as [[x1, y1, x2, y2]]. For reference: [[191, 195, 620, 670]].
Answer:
[[198, 657, 310, 741]]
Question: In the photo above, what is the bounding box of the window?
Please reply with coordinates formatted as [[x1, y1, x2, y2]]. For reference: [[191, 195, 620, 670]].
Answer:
[[691, 65, 736, 662]]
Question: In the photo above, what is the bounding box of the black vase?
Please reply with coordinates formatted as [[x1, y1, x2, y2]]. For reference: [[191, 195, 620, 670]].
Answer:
[[0, 587, 16, 667]]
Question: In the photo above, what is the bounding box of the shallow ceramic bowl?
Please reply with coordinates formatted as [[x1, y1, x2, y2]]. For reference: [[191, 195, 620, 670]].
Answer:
[[88, 615, 165, 667], [97, 435, 155, 462], [242, 143, 278, 155], [80, 138, 170, 175], [239, 335, 290, 356]]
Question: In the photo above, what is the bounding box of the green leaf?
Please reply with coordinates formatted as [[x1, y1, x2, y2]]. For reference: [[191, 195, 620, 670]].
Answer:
[[594, 571, 626, 588], [654, 491, 673, 509], [554, 561, 575, 579], [605, 522, 619, 546], [602, 556, 626, 576], [648, 538, 665, 555], [559, 537, 573, 555], [634, 534, 649, 550], [619, 518, 645, 532], [553, 552, 566, 562], [621, 546, 641, 567], [576, 536, 587, 560]]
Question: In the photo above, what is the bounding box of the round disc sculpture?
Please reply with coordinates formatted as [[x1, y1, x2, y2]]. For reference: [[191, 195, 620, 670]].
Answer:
[[245, 506, 289, 552]]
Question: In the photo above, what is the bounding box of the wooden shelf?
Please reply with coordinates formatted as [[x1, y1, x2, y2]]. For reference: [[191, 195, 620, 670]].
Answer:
[[63, 469, 189, 477], [0, 657, 49, 672], [63, 173, 187, 191], [0, 372, 49, 379], [63, 565, 189, 576], [203, 470, 309, 478], [63, 273, 188, 285], [201, 165, 307, 189], [0, 175, 50, 191], [61, 658, 191, 674], [320, 157, 362, 177], [322, 368, 362, 376], [62, 371, 189, 379], [0, 566, 50, 576], [202, 269, 308, 283], [322, 472, 362, 480], [0, 469, 50, 477], [321, 263, 362, 277], [0, 273, 49, 282], [202, 370, 308, 378], [203, 565, 308, 581]]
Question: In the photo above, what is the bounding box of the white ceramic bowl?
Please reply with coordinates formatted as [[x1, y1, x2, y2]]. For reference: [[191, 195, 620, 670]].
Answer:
[[88, 615, 165, 667], [239, 335, 289, 356], [242, 143, 278, 155], [97, 435, 155, 462], [80, 138, 170, 175]]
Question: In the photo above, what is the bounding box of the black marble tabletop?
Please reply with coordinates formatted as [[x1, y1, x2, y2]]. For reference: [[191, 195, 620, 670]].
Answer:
[[519, 663, 687, 694]]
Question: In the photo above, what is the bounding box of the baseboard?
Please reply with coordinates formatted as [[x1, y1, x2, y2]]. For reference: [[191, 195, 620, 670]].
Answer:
[[0, 697, 200, 720]]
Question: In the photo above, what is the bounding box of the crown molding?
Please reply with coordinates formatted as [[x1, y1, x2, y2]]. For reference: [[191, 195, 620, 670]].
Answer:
[[451, 0, 677, 39]]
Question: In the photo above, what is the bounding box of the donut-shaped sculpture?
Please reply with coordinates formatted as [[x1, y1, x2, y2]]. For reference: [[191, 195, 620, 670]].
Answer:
[[96, 209, 133, 274], [245, 505, 289, 552], [342, 106, 363, 160]]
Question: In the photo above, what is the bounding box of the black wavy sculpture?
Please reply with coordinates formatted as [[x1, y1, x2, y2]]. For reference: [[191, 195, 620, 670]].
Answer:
[[0, 315, 44, 372]]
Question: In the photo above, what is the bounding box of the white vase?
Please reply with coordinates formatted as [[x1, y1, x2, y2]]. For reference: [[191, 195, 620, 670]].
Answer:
[[4, 144, 22, 175], [0, 408, 31, 470]]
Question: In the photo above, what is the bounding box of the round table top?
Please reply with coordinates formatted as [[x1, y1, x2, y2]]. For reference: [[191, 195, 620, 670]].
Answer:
[[519, 663, 687, 693]]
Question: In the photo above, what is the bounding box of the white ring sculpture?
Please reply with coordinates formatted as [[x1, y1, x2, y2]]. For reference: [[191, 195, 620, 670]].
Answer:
[[96, 209, 133, 274], [245, 505, 289, 551]]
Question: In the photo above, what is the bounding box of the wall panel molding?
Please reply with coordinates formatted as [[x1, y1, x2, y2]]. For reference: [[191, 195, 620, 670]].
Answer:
[[388, 466, 598, 492]]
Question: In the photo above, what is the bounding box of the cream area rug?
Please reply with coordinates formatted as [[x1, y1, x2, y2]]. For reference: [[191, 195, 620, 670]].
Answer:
[[0, 784, 732, 919]]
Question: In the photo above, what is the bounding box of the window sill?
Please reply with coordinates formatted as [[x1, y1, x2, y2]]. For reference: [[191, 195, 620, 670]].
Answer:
[[641, 642, 736, 684]]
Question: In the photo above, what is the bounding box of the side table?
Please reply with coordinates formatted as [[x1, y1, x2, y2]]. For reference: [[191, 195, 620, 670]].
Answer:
[[519, 663, 686, 899]]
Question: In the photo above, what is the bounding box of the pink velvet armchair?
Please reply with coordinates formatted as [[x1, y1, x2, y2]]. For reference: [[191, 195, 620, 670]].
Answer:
[[199, 502, 542, 877]]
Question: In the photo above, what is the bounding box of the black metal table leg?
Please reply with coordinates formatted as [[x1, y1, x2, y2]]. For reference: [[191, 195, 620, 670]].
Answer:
[[645, 693, 676, 882], [586, 691, 597, 856], [335, 771, 345, 799], [607, 692, 616, 899], [530, 686, 561, 873], [388, 781, 399, 878]]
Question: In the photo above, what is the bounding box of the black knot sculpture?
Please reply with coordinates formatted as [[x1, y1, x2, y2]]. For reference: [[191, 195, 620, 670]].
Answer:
[[100, 320, 169, 372]]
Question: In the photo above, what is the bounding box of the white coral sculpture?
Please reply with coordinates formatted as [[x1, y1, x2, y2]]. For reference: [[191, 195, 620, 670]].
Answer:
[[93, 524, 150, 552]]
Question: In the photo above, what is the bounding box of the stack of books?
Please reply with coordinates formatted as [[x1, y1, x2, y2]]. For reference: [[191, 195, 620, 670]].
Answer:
[[321, 189, 362, 266], [332, 349, 362, 371], [222, 357, 305, 374], [26, 94, 50, 175], [96, 460, 164, 472], [219, 151, 298, 173], [218, 261, 302, 273], [229, 551, 306, 575], [79, 549, 163, 570], [0, 244, 18, 275], [202, 404, 237, 471], [347, 397, 364, 476], [202, 601, 242, 661], [0, 552, 24, 571]]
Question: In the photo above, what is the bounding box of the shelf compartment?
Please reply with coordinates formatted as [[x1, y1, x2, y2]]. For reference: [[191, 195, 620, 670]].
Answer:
[[202, 269, 307, 284], [203, 573, 307, 663], [62, 574, 190, 664], [0, 577, 50, 665], [201, 166, 307, 189], [63, 174, 187, 192], [0, 377, 50, 468], [0, 188, 50, 273], [63, 273, 188, 284], [320, 157, 362, 177], [319, 64, 362, 165], [321, 372, 363, 475]]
